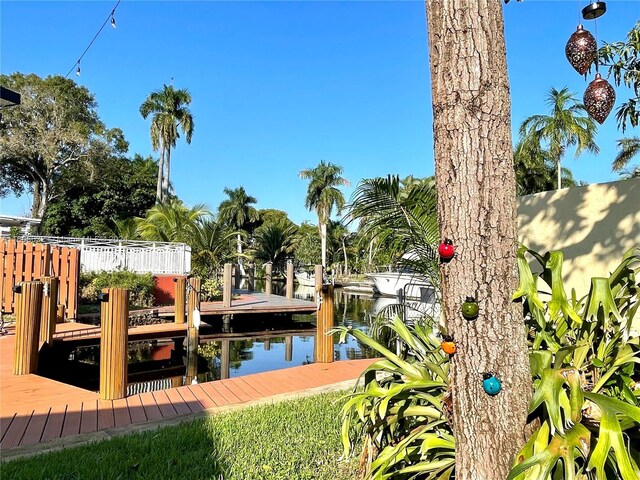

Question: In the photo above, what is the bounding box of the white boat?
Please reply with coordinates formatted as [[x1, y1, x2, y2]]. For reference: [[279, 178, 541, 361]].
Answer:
[[369, 295, 441, 322], [295, 271, 316, 287], [366, 271, 435, 300]]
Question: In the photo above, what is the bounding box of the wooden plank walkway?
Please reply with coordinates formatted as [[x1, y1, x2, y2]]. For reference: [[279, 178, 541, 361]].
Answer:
[[0, 328, 372, 454]]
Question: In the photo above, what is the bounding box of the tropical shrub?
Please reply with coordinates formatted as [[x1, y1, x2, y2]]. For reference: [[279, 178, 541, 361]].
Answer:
[[337, 247, 640, 479], [201, 277, 222, 301], [80, 271, 155, 307]]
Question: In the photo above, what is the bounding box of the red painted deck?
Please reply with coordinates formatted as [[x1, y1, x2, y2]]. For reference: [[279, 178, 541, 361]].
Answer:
[[0, 325, 371, 454]]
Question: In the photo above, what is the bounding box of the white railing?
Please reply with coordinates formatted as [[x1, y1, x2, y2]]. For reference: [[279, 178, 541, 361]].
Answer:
[[13, 235, 191, 275]]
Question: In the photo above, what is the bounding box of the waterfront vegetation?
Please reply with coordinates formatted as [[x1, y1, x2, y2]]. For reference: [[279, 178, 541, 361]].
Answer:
[[3, 391, 360, 480]]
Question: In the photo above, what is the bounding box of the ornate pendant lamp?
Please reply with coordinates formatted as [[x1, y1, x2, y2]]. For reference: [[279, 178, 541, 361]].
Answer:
[[565, 25, 597, 75], [584, 73, 616, 124]]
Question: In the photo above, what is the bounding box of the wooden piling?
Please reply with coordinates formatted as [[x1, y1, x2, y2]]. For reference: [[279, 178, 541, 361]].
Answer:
[[13, 281, 43, 375], [39, 277, 58, 346], [234, 263, 241, 289], [286, 261, 294, 299], [265, 262, 273, 295], [174, 276, 186, 324], [285, 335, 293, 362], [223, 264, 232, 307], [187, 277, 202, 328], [248, 263, 255, 291], [316, 283, 335, 363], [264, 339, 271, 351], [99, 288, 129, 400], [221, 340, 230, 379]]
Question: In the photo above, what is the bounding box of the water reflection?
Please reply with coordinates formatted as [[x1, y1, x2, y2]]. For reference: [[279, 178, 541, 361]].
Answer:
[[43, 287, 436, 394]]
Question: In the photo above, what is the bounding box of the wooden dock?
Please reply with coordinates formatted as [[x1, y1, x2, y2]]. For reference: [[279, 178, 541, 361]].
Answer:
[[0, 325, 372, 456]]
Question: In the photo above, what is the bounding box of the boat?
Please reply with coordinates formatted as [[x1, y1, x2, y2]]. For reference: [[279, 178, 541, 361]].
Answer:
[[295, 271, 316, 287], [369, 295, 441, 323], [366, 271, 435, 300]]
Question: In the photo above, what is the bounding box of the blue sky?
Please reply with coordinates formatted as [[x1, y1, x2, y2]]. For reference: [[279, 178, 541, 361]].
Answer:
[[1, 1, 638, 226]]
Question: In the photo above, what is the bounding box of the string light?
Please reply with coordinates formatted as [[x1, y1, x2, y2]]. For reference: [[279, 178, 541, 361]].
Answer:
[[65, 0, 121, 78]]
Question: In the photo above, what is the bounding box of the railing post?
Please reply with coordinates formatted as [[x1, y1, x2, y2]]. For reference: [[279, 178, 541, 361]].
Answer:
[[316, 280, 335, 364], [99, 288, 128, 400], [187, 277, 201, 348], [39, 276, 58, 346], [265, 262, 273, 295], [13, 281, 43, 375], [223, 263, 233, 308], [286, 258, 294, 299], [174, 276, 186, 324]]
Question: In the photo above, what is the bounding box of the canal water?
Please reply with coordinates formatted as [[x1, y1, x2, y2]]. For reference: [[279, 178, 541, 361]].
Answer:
[[44, 285, 419, 394]]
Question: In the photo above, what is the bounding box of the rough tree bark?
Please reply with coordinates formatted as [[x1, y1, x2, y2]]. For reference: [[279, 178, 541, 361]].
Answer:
[[425, 1, 532, 479]]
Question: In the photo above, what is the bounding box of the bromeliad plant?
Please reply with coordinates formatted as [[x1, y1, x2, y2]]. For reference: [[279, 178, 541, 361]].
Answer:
[[509, 246, 640, 480], [337, 247, 640, 480]]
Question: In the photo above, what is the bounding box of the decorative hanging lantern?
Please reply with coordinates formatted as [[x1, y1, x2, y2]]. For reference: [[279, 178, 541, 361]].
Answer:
[[584, 73, 616, 124], [461, 296, 479, 320], [438, 239, 455, 261], [482, 373, 502, 395], [441, 335, 457, 355], [565, 25, 597, 75]]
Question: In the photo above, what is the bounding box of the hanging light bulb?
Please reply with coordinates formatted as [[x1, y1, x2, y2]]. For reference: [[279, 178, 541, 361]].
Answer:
[[111, 15, 116, 28], [76, 63, 81, 76]]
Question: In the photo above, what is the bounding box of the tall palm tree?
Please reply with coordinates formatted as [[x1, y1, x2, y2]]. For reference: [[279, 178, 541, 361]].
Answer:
[[139, 84, 194, 203], [299, 160, 350, 268], [513, 140, 578, 195], [190, 218, 236, 278], [613, 137, 640, 176], [252, 219, 298, 274], [519, 87, 599, 189], [218, 186, 259, 276]]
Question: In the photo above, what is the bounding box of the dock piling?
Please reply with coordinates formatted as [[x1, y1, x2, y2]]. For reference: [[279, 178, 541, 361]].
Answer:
[[99, 288, 129, 400], [265, 262, 273, 295], [285, 335, 293, 362], [174, 276, 186, 324], [223, 264, 232, 307], [286, 259, 294, 299], [316, 268, 335, 363], [13, 281, 43, 375], [234, 263, 241, 289], [39, 277, 58, 346], [188, 277, 201, 348], [248, 263, 255, 291]]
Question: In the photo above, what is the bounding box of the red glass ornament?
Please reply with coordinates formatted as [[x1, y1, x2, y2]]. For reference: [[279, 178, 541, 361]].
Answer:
[[584, 73, 616, 124], [438, 239, 454, 260], [565, 25, 597, 75]]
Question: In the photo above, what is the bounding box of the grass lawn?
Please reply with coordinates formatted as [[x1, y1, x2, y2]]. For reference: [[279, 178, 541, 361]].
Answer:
[[3, 391, 360, 480]]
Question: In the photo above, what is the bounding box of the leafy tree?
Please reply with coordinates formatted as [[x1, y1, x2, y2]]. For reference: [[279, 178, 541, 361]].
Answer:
[[139, 84, 194, 203], [218, 186, 259, 275], [293, 222, 321, 267], [424, 1, 532, 477], [42, 154, 156, 237], [0, 73, 125, 218], [519, 87, 599, 189], [598, 20, 640, 133], [513, 140, 579, 196], [299, 160, 349, 267]]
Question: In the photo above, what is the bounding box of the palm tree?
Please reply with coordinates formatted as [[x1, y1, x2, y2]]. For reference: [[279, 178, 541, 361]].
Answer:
[[190, 218, 236, 278], [613, 137, 640, 176], [299, 160, 350, 268], [136, 198, 208, 244], [252, 219, 298, 274], [513, 140, 579, 195], [519, 87, 599, 189], [139, 84, 194, 203], [347, 175, 439, 281], [218, 186, 259, 276]]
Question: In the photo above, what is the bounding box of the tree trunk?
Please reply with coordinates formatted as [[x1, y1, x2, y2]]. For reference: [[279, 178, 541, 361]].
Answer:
[[320, 223, 327, 267], [31, 180, 43, 219], [557, 158, 562, 190], [425, 1, 532, 479], [156, 147, 165, 203], [162, 146, 171, 200], [342, 237, 349, 275]]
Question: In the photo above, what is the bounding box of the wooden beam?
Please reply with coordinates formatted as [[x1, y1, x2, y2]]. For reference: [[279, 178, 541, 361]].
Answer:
[[99, 288, 129, 400], [13, 281, 43, 375], [39, 277, 58, 346], [174, 276, 186, 324], [223, 264, 232, 307]]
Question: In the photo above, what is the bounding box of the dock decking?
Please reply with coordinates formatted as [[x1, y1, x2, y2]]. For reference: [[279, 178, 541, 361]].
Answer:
[[0, 319, 372, 458]]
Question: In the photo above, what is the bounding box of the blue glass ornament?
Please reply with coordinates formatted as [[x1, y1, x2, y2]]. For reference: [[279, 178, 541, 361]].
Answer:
[[482, 373, 502, 395]]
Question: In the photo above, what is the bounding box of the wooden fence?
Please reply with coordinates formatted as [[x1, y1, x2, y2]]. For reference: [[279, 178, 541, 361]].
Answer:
[[0, 239, 80, 319]]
